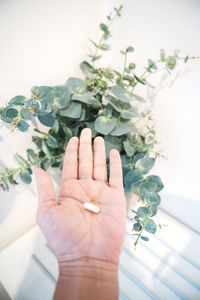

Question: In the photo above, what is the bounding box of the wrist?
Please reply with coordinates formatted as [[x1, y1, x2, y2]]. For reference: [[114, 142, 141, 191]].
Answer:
[[54, 257, 119, 300], [58, 256, 119, 282]]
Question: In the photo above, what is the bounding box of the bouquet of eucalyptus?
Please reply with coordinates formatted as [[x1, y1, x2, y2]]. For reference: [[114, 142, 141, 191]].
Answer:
[[0, 5, 198, 247]]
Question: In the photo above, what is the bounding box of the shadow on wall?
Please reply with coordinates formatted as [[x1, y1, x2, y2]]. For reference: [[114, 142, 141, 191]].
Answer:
[[145, 68, 191, 106], [160, 193, 200, 234]]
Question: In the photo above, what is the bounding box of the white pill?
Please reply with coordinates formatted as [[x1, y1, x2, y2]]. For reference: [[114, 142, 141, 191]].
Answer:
[[83, 202, 100, 214]]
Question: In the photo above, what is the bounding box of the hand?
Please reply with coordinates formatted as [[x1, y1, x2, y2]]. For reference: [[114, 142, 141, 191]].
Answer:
[[35, 128, 126, 266]]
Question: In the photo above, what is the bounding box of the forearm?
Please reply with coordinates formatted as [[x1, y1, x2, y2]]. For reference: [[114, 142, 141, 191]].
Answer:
[[53, 257, 119, 300]]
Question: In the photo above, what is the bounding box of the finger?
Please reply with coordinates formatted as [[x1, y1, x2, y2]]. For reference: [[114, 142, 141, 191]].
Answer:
[[61, 136, 79, 183], [79, 128, 93, 179], [109, 149, 124, 191], [93, 136, 107, 182], [34, 167, 56, 210]]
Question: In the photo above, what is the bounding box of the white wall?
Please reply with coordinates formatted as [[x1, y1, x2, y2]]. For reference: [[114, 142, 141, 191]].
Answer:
[[105, 0, 200, 232]]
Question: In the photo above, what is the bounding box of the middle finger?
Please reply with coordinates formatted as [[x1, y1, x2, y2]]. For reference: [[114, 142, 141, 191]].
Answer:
[[79, 128, 93, 179]]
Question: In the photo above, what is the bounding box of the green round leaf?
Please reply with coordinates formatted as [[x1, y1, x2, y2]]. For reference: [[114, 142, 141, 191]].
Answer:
[[5, 107, 18, 120], [166, 56, 176, 70], [53, 86, 71, 109], [37, 100, 52, 116], [99, 23, 109, 35], [46, 135, 58, 148], [110, 85, 132, 103], [121, 108, 139, 119], [94, 116, 117, 135], [25, 99, 40, 113], [148, 205, 157, 217], [65, 77, 85, 94], [80, 61, 94, 77], [20, 108, 32, 120], [142, 192, 161, 205], [17, 120, 30, 132], [137, 207, 150, 218], [123, 168, 143, 193], [141, 236, 149, 241], [123, 140, 135, 157], [135, 157, 155, 174], [72, 92, 101, 108], [38, 113, 55, 127], [59, 102, 82, 119], [20, 170, 32, 184], [31, 86, 53, 99], [160, 49, 166, 61], [148, 59, 157, 70], [144, 175, 164, 192], [8, 95, 26, 106], [143, 218, 157, 234], [127, 46, 134, 53], [110, 122, 132, 136]]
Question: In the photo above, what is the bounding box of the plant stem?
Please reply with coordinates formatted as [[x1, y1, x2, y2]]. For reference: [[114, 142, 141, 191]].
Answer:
[[92, 9, 120, 69], [122, 52, 127, 79], [134, 228, 144, 250]]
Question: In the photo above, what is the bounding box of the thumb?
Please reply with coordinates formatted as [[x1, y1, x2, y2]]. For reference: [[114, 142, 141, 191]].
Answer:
[[34, 167, 56, 210]]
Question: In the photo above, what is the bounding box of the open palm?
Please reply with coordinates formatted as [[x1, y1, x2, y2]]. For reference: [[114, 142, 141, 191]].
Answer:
[[35, 128, 126, 265]]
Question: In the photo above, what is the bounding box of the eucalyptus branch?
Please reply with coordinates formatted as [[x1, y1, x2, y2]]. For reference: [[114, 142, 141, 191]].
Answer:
[[0, 4, 199, 248]]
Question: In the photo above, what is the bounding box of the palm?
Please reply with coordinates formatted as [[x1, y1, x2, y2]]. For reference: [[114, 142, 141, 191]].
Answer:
[[36, 129, 126, 265]]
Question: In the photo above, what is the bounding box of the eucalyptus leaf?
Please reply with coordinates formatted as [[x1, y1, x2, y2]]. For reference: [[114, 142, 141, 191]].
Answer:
[[143, 218, 157, 234], [20, 108, 33, 120], [137, 206, 150, 218], [135, 157, 155, 174], [80, 61, 93, 77], [5, 107, 18, 120], [31, 86, 53, 100], [148, 59, 157, 70], [142, 175, 164, 192], [20, 170, 32, 184], [94, 116, 117, 135], [166, 56, 176, 70], [26, 149, 36, 164], [123, 140, 135, 156], [121, 107, 139, 119], [133, 152, 146, 164], [99, 23, 109, 35], [126, 46, 134, 53], [65, 77, 85, 93], [110, 122, 132, 136], [25, 99, 40, 113], [53, 86, 71, 109], [46, 135, 58, 148], [52, 119, 59, 133], [110, 85, 132, 102], [17, 120, 30, 132], [141, 236, 149, 241], [106, 95, 131, 112], [148, 205, 157, 217], [60, 102, 82, 119], [123, 168, 143, 193], [8, 95, 26, 106], [160, 49, 166, 61], [141, 192, 161, 205], [38, 113, 55, 127], [72, 92, 101, 108], [134, 75, 146, 85], [99, 43, 110, 51]]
